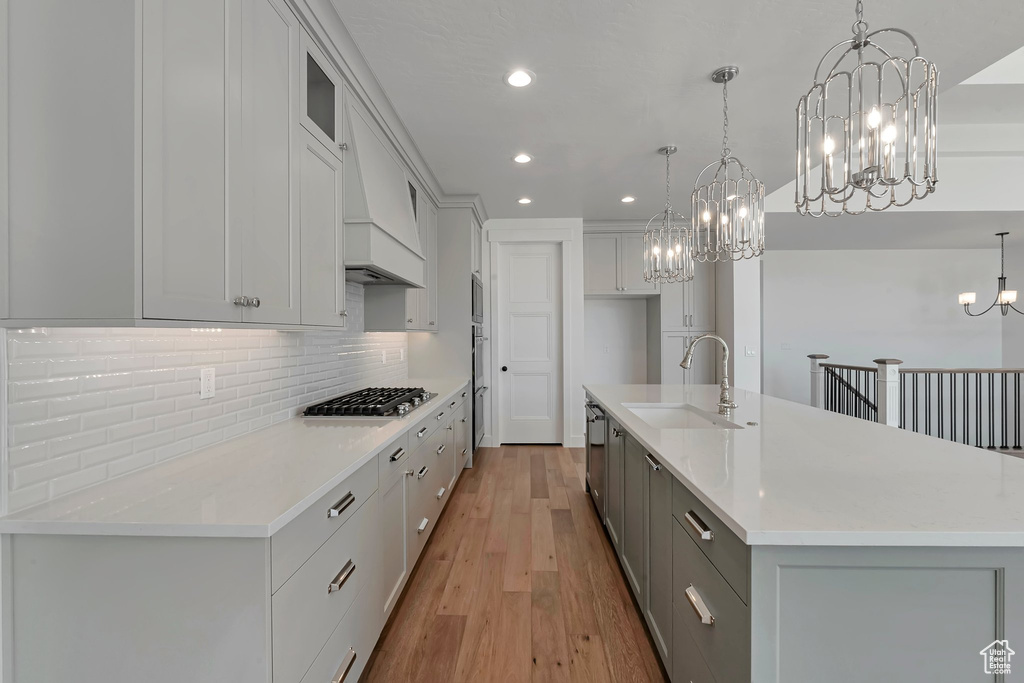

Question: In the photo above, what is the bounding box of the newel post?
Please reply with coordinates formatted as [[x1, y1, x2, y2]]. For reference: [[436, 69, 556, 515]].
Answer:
[[874, 358, 903, 427], [808, 354, 829, 409]]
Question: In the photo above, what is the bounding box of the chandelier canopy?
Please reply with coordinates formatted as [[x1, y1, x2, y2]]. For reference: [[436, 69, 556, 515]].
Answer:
[[960, 232, 1022, 317], [643, 146, 693, 284], [692, 66, 765, 262], [796, 0, 938, 217]]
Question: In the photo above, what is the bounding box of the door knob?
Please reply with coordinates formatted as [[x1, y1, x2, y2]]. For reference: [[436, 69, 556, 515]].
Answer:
[[501, 366, 508, 372]]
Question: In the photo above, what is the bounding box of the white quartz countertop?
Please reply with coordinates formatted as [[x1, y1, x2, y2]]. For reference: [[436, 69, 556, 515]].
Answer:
[[585, 384, 1024, 547], [0, 377, 470, 538]]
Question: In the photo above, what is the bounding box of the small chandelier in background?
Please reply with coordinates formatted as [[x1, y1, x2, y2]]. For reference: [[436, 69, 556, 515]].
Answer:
[[643, 146, 693, 284], [960, 232, 1022, 317], [796, 0, 938, 216], [692, 66, 765, 262]]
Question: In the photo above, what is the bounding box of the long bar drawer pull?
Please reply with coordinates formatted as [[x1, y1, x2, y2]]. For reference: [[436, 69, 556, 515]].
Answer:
[[417, 517, 429, 533], [331, 647, 357, 683], [327, 492, 355, 518], [417, 427, 428, 438], [328, 559, 355, 594], [685, 585, 715, 626], [450, 400, 457, 408], [461, 448, 467, 456], [437, 486, 446, 499], [644, 454, 661, 471], [388, 447, 406, 462], [417, 466, 429, 479], [436, 411, 445, 421], [462, 391, 467, 398], [684, 510, 714, 541], [437, 444, 446, 455]]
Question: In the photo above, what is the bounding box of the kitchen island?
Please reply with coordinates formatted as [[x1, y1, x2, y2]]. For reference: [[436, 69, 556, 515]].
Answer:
[[585, 383, 1024, 683]]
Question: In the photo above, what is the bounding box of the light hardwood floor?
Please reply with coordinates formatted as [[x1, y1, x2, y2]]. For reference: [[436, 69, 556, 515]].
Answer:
[[363, 446, 669, 683]]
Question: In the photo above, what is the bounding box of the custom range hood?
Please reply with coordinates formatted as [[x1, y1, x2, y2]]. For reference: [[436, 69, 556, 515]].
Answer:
[[344, 102, 425, 287]]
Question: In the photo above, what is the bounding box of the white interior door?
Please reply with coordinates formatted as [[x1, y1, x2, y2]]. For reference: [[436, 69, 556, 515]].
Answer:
[[498, 243, 563, 443]]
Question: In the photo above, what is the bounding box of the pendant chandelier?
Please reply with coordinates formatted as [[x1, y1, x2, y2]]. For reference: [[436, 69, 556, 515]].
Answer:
[[691, 66, 765, 262], [960, 232, 1022, 317], [796, 0, 938, 217], [643, 146, 693, 284]]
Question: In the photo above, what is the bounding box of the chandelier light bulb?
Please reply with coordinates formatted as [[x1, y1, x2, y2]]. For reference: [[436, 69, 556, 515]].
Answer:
[[881, 125, 898, 144], [1000, 290, 1018, 305], [959, 292, 976, 305], [823, 136, 836, 155], [702, 210, 711, 223], [721, 214, 729, 225], [867, 108, 881, 129], [738, 205, 749, 218]]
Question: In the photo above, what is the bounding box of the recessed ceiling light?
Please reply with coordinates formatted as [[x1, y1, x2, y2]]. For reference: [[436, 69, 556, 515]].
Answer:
[[504, 69, 535, 88], [518, 197, 532, 205], [513, 153, 532, 164], [621, 196, 636, 203]]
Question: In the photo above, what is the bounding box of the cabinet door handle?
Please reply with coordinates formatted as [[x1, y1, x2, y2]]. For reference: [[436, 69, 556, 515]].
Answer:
[[417, 427, 428, 438], [429, 321, 435, 326], [331, 647, 357, 683], [233, 296, 250, 307], [328, 559, 355, 594], [684, 510, 714, 542], [461, 448, 467, 456], [339, 310, 348, 318], [462, 391, 467, 398], [417, 517, 429, 533], [685, 585, 715, 626], [388, 447, 406, 462], [612, 428, 623, 438], [250, 297, 261, 308], [644, 454, 661, 471], [450, 400, 457, 408], [436, 487, 446, 499], [436, 444, 446, 455], [436, 411, 445, 421], [417, 466, 429, 479], [408, 318, 414, 324], [327, 492, 355, 518], [461, 418, 467, 423]]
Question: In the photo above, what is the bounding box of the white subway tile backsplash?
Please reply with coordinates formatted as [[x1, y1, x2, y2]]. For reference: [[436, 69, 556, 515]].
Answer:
[[5, 283, 408, 512]]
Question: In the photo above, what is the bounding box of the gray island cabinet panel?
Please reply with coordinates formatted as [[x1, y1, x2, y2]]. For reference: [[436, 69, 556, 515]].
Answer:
[[643, 451, 674, 667], [606, 417, 625, 551], [622, 432, 646, 601]]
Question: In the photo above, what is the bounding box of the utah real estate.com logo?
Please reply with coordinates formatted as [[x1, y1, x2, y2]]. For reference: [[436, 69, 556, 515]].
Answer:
[[980, 639, 1014, 676]]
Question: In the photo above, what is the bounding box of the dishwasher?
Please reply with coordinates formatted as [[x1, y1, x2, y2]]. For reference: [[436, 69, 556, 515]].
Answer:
[[585, 400, 606, 520]]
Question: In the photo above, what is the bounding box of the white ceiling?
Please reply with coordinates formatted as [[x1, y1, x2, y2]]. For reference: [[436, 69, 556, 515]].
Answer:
[[333, 0, 1024, 228]]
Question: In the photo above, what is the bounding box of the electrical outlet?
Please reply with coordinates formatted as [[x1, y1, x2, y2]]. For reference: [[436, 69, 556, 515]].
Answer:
[[604, 346, 610, 354], [200, 368, 215, 399], [400, 349, 404, 361], [381, 350, 387, 364], [745, 346, 758, 358]]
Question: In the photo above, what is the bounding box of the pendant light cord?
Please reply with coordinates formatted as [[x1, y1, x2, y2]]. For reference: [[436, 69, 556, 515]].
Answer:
[[721, 79, 731, 159], [664, 149, 672, 211], [852, 0, 868, 35]]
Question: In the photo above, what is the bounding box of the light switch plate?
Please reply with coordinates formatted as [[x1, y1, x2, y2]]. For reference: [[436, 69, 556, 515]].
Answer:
[[200, 368, 215, 399]]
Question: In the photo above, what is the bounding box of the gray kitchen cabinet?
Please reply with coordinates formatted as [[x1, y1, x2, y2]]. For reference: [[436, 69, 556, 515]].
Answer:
[[605, 418, 625, 552], [643, 451, 673, 666], [455, 397, 471, 478], [622, 433, 646, 601]]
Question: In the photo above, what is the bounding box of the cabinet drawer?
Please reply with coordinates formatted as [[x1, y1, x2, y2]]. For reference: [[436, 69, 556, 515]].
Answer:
[[673, 519, 750, 683], [377, 432, 411, 484], [298, 578, 379, 683], [672, 603, 717, 683], [410, 404, 446, 446], [672, 477, 749, 604], [273, 491, 377, 683], [272, 456, 378, 592], [406, 452, 440, 563]]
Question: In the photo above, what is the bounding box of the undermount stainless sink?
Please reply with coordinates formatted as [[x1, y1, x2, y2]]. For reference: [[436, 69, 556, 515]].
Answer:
[[621, 403, 743, 430]]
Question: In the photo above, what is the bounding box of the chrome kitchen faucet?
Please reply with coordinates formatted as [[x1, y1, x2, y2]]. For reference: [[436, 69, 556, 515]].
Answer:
[[680, 334, 738, 416]]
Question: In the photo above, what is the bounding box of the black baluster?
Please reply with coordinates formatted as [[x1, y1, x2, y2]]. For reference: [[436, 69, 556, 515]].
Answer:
[[976, 373, 982, 448], [1002, 373, 1009, 450], [912, 373, 919, 433], [937, 373, 944, 440], [988, 372, 996, 450], [925, 373, 932, 436], [1015, 373, 1021, 450], [962, 373, 968, 445], [900, 374, 906, 429]]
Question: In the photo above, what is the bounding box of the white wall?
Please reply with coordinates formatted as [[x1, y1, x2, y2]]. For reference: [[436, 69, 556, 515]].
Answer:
[[715, 259, 762, 393], [763, 249, 1004, 405], [484, 218, 585, 447], [1004, 243, 1024, 368], [3, 284, 407, 513], [583, 299, 648, 385]]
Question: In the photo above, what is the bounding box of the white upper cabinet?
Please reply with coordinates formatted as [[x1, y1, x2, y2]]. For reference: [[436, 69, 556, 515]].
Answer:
[[299, 128, 347, 328], [584, 232, 658, 296], [619, 233, 658, 293], [471, 217, 483, 276], [660, 261, 716, 331], [584, 233, 620, 295], [420, 200, 438, 330], [300, 34, 345, 161], [240, 0, 301, 325], [142, 0, 244, 323]]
